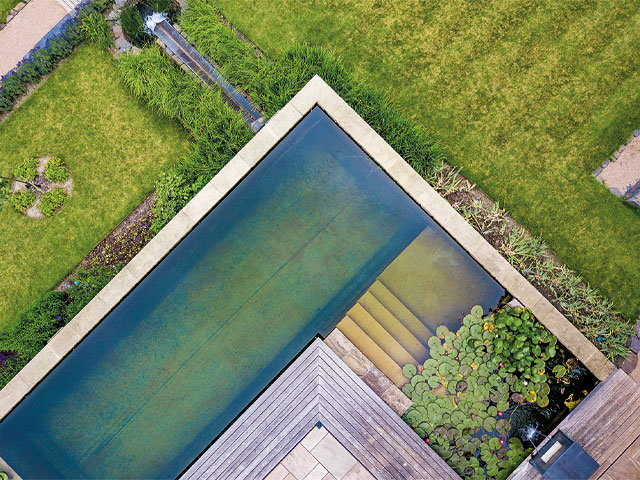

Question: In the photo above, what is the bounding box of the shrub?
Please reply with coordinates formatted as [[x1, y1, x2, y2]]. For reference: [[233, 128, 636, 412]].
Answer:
[[13, 157, 39, 181], [39, 187, 68, 216], [120, 4, 150, 45], [90, 0, 112, 12], [11, 190, 36, 212], [65, 266, 120, 319], [0, 74, 26, 102], [152, 172, 207, 231], [45, 157, 69, 182], [16, 60, 41, 84], [79, 10, 113, 49], [4, 291, 67, 358]]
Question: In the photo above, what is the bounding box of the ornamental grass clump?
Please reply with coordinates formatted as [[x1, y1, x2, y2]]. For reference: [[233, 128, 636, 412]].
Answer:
[[401, 306, 586, 480]]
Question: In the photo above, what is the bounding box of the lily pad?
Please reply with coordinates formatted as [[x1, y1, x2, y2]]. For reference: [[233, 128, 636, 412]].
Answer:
[[483, 416, 497, 432], [471, 305, 484, 317], [402, 363, 417, 378], [436, 325, 450, 339], [496, 418, 510, 434]]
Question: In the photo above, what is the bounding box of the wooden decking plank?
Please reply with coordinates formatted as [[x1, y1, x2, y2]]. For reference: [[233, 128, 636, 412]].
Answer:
[[316, 384, 405, 477], [195, 347, 319, 461], [202, 371, 320, 477], [184, 351, 320, 477], [228, 398, 320, 479], [318, 403, 399, 479], [317, 347, 458, 479], [181, 340, 459, 480], [316, 361, 424, 477]]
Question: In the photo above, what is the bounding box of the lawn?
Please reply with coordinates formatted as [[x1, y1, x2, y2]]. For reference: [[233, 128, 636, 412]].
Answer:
[[0, 44, 190, 330], [215, 0, 640, 320], [0, 0, 19, 22]]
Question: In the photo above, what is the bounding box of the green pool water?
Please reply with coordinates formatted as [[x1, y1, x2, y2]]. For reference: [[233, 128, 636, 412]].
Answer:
[[0, 107, 504, 478]]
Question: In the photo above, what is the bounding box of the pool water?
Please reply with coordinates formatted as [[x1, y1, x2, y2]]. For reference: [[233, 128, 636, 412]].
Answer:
[[0, 107, 504, 478]]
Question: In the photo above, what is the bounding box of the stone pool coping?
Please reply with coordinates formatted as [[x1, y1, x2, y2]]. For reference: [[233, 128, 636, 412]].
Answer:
[[0, 76, 615, 425]]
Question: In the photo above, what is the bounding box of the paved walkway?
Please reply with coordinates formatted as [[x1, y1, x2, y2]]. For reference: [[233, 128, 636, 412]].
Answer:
[[0, 0, 67, 77]]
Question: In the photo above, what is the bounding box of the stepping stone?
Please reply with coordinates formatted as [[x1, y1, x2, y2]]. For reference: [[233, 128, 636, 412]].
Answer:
[[13, 2, 26, 11]]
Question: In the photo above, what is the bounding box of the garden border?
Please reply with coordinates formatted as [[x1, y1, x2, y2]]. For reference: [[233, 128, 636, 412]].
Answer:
[[0, 76, 616, 432]]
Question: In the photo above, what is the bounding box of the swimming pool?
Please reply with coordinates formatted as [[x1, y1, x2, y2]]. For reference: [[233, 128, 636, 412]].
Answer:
[[0, 107, 504, 478]]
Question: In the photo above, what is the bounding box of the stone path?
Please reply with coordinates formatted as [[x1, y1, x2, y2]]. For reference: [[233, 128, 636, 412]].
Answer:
[[594, 130, 640, 207], [0, 0, 67, 77]]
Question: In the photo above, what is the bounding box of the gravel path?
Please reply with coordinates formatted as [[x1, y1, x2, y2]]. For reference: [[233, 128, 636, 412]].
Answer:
[[0, 0, 67, 77]]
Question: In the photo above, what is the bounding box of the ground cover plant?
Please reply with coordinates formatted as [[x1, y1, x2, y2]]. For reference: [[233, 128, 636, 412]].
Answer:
[[175, 0, 631, 359], [0, 43, 189, 331], [44, 156, 69, 182], [213, 0, 640, 322], [402, 306, 594, 479]]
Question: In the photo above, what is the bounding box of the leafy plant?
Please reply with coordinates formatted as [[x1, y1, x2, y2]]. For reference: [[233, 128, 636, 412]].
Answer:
[[79, 10, 113, 49], [11, 190, 36, 212], [14, 157, 39, 181], [0, 74, 26, 102], [39, 187, 68, 216], [0, 178, 10, 209], [120, 4, 150, 45], [401, 306, 567, 479], [45, 157, 69, 182], [65, 266, 121, 319]]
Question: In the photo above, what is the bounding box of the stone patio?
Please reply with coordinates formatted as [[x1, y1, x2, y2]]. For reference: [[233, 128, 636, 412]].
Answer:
[[265, 426, 375, 480]]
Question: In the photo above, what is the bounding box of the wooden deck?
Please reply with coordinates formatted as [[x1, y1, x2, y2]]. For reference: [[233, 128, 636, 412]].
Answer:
[[510, 368, 640, 480], [180, 339, 458, 480]]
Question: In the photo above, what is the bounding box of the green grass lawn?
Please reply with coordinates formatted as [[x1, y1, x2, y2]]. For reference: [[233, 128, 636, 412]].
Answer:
[[0, 44, 190, 330], [0, 0, 19, 22], [216, 0, 640, 319]]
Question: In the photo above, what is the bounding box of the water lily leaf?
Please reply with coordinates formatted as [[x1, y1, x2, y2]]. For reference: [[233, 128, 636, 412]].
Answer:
[[496, 400, 509, 412], [537, 394, 549, 408], [487, 405, 498, 416], [525, 390, 537, 403], [496, 418, 510, 434], [448, 379, 459, 395], [414, 381, 429, 396], [471, 305, 483, 317], [402, 363, 417, 378], [553, 365, 567, 378], [456, 380, 468, 393], [428, 336, 442, 350], [489, 436, 501, 450], [459, 364, 472, 376], [470, 324, 482, 338], [483, 417, 497, 432], [433, 384, 447, 397], [422, 390, 436, 403], [401, 383, 414, 396], [411, 374, 425, 386], [428, 376, 441, 388], [436, 325, 450, 339]]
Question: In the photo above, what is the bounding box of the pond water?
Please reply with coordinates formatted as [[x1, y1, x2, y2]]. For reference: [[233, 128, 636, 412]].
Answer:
[[0, 107, 505, 479]]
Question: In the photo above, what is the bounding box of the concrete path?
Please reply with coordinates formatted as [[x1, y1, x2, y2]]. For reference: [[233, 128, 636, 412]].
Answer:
[[0, 0, 67, 77]]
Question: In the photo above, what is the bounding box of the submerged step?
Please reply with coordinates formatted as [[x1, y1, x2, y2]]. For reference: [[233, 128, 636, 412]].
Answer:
[[337, 316, 407, 387], [368, 280, 434, 341], [358, 291, 429, 363], [346, 303, 418, 367]]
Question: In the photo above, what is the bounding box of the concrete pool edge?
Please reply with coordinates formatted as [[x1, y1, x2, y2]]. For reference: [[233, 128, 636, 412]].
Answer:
[[0, 76, 615, 428]]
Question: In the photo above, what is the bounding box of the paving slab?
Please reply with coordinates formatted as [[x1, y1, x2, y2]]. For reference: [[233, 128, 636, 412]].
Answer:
[[0, 0, 67, 77]]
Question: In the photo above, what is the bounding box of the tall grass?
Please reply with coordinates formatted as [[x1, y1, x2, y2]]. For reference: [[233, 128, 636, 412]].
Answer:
[[118, 47, 251, 229], [179, 0, 444, 175]]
